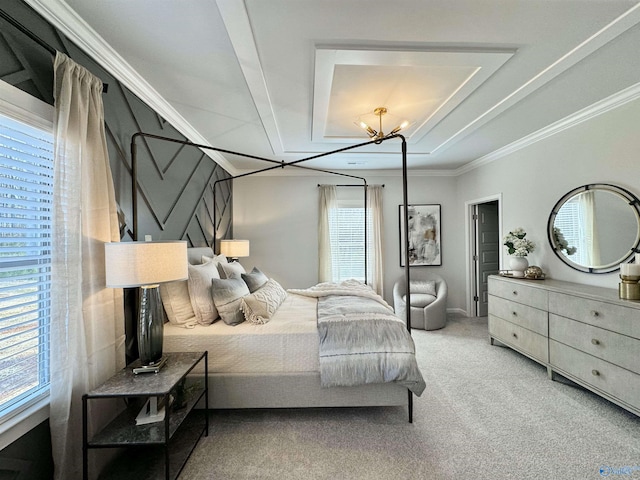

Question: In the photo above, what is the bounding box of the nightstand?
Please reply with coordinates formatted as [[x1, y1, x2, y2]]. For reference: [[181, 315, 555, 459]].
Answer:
[[82, 351, 208, 480]]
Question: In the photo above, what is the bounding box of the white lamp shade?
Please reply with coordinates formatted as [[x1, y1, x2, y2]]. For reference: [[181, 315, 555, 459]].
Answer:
[[105, 241, 188, 288], [220, 239, 250, 258]]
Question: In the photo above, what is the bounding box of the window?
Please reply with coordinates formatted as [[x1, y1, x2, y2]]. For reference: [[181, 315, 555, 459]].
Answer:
[[0, 93, 53, 428], [328, 200, 372, 283]]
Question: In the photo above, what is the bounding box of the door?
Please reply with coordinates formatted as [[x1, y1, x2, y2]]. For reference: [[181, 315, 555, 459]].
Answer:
[[474, 201, 499, 316]]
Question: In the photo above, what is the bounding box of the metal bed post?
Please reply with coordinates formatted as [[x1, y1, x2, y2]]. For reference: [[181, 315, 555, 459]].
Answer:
[[129, 132, 414, 421]]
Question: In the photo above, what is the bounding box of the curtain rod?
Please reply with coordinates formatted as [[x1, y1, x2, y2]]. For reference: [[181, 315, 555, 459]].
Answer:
[[317, 184, 385, 187], [0, 8, 108, 93]]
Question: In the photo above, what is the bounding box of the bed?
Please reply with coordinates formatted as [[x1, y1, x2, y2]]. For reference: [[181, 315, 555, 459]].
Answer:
[[161, 247, 424, 414], [131, 132, 422, 420]]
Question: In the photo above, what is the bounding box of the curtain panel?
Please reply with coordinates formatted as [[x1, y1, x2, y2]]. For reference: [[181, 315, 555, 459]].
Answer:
[[318, 184, 337, 283], [50, 53, 125, 479], [367, 185, 384, 296]]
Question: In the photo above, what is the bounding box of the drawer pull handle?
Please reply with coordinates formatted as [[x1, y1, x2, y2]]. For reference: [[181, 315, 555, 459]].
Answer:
[[512, 311, 517, 317], [512, 333, 518, 339], [591, 338, 600, 346], [592, 369, 600, 377], [512, 291, 518, 296], [590, 310, 600, 317]]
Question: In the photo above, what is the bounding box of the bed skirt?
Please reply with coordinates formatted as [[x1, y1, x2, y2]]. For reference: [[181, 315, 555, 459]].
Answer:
[[189, 371, 408, 409]]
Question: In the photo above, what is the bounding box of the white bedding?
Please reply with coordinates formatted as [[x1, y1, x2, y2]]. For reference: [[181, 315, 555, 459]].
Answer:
[[163, 293, 319, 373]]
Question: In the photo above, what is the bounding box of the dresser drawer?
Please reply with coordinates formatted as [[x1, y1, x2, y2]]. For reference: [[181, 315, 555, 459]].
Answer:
[[549, 292, 640, 340], [549, 340, 640, 412], [549, 314, 640, 375], [488, 295, 547, 336], [488, 277, 548, 310], [489, 315, 548, 363]]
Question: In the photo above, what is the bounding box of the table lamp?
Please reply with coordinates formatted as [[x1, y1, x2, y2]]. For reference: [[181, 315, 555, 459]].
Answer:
[[220, 239, 250, 262], [105, 240, 187, 373]]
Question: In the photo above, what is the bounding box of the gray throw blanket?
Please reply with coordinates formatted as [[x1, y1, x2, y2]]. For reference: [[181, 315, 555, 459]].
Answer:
[[289, 281, 426, 396]]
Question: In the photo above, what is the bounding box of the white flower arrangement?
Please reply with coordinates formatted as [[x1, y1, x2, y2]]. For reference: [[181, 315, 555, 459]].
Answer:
[[552, 227, 577, 256], [503, 227, 535, 257]]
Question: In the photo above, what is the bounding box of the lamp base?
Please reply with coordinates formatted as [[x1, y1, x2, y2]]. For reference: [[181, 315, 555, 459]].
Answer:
[[133, 356, 167, 375], [137, 285, 165, 368]]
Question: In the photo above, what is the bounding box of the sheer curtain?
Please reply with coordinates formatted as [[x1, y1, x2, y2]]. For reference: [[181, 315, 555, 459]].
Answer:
[[50, 53, 125, 479], [318, 185, 336, 283], [367, 185, 384, 296], [580, 191, 601, 266]]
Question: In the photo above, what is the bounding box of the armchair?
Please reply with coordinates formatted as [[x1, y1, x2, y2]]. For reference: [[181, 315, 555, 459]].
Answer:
[[393, 274, 447, 330]]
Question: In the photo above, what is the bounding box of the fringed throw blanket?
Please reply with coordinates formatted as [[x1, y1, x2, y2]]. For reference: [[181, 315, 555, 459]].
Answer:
[[289, 280, 426, 396]]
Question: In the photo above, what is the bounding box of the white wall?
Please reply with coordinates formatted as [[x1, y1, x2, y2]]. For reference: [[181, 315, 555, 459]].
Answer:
[[456, 96, 640, 290], [233, 172, 460, 308], [234, 96, 640, 315]]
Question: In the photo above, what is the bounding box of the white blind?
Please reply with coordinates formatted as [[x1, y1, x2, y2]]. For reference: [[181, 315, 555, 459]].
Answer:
[[0, 113, 53, 422], [329, 206, 372, 283], [555, 198, 588, 265]]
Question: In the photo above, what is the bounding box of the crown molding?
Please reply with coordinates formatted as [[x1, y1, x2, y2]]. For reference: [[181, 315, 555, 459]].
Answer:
[[456, 81, 640, 176], [23, 0, 238, 175], [433, 2, 640, 156]]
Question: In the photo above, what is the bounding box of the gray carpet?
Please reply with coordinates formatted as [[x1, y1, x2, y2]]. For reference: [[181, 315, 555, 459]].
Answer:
[[179, 316, 640, 480]]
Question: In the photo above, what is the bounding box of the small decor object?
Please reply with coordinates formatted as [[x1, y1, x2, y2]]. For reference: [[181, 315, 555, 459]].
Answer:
[[524, 266, 546, 280], [399, 204, 442, 266], [619, 259, 640, 300], [503, 227, 535, 277]]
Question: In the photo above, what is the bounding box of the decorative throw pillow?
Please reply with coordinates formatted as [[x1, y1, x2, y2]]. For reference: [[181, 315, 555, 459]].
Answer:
[[211, 277, 250, 325], [241, 267, 268, 293], [240, 278, 288, 325], [187, 261, 220, 325], [404, 293, 437, 308], [159, 280, 197, 327], [409, 280, 437, 296], [202, 253, 228, 266], [218, 261, 246, 280]]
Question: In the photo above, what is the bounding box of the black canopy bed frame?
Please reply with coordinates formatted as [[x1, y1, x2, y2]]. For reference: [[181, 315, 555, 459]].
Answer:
[[129, 132, 417, 421]]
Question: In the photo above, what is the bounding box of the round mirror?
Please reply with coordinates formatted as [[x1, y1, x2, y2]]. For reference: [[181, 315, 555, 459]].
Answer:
[[547, 184, 640, 274]]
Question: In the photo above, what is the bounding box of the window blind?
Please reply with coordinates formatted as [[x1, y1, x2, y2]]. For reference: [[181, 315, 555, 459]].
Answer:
[[554, 197, 587, 265], [0, 113, 53, 422], [329, 206, 372, 283]]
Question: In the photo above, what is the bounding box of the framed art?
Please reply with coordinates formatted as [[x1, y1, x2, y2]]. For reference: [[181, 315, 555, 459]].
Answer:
[[399, 204, 442, 266]]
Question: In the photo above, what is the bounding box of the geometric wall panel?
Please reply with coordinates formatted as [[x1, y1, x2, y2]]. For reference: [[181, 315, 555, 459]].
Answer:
[[0, 3, 233, 250]]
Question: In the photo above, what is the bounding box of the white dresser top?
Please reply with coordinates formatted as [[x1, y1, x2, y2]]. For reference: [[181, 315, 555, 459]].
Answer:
[[489, 275, 640, 310]]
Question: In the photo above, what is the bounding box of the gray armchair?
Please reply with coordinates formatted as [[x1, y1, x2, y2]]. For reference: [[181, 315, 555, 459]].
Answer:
[[393, 274, 448, 330]]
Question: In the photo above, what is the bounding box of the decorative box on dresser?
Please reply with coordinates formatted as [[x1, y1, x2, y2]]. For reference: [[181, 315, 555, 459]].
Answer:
[[488, 274, 640, 417]]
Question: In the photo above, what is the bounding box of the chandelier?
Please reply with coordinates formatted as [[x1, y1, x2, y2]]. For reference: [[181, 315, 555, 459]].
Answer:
[[357, 107, 410, 140]]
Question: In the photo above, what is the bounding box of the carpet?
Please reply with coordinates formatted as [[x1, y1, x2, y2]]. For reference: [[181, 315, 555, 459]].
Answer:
[[178, 316, 640, 480]]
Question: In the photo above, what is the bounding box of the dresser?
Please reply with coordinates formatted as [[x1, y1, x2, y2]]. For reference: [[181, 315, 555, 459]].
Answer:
[[488, 275, 640, 417]]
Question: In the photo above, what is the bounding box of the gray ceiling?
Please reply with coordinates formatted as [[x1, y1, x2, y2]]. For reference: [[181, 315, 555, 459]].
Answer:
[[28, 0, 640, 174]]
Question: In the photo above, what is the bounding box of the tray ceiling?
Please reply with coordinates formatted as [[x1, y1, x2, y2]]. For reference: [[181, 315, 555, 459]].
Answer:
[[27, 0, 640, 173]]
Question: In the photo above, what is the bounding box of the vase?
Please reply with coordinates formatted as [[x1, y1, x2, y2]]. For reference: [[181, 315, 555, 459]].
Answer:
[[509, 256, 529, 277]]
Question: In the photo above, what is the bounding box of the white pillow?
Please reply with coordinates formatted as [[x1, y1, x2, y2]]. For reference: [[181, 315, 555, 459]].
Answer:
[[202, 253, 228, 266], [218, 261, 246, 279], [160, 280, 197, 327], [241, 278, 287, 325], [409, 280, 437, 296], [187, 261, 220, 325]]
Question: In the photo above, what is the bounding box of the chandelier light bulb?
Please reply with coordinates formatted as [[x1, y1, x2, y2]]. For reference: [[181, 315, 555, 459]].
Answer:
[[357, 107, 409, 140]]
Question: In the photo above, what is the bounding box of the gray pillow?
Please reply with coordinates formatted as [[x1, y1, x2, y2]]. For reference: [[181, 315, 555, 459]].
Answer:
[[241, 267, 268, 293], [211, 278, 250, 325]]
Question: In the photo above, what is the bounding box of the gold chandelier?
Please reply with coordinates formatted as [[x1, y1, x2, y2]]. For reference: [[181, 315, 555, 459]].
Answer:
[[357, 107, 410, 140]]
